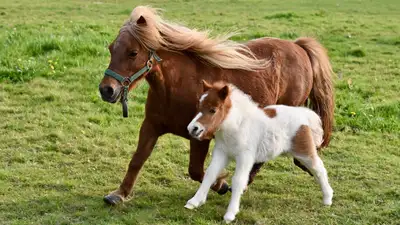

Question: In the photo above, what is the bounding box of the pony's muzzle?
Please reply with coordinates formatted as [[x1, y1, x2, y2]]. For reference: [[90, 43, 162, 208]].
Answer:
[[99, 85, 121, 103]]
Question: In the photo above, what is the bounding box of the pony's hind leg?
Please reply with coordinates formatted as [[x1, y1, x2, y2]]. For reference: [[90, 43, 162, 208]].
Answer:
[[224, 155, 254, 223], [185, 148, 229, 209], [292, 125, 333, 205]]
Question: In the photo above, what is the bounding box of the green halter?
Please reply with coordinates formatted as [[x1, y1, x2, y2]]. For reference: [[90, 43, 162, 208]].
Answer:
[[103, 51, 162, 117]]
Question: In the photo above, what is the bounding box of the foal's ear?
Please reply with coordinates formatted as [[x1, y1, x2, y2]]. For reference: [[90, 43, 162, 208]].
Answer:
[[218, 85, 229, 100], [202, 80, 212, 92], [137, 16, 147, 25]]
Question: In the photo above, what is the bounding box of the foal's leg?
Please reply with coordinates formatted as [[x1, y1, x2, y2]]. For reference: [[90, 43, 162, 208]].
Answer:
[[293, 158, 314, 176], [292, 125, 333, 205], [103, 119, 162, 205], [189, 139, 230, 195], [185, 148, 229, 209], [224, 155, 254, 223], [293, 154, 333, 205]]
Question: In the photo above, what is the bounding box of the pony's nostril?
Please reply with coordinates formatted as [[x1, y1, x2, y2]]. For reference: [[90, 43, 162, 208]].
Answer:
[[100, 86, 114, 98], [193, 126, 198, 132], [105, 86, 114, 97]]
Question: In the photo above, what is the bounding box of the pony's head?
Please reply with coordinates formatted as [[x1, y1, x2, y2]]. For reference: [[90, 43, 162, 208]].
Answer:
[[187, 80, 232, 140], [99, 6, 162, 103]]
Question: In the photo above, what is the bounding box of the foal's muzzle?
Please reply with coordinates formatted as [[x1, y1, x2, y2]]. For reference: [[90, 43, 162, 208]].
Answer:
[[188, 123, 205, 140]]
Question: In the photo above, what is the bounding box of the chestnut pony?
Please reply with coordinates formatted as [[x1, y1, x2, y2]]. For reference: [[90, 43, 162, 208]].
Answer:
[[98, 6, 334, 205]]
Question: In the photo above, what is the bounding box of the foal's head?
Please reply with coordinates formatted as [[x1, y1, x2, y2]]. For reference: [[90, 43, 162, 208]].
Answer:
[[187, 80, 232, 140]]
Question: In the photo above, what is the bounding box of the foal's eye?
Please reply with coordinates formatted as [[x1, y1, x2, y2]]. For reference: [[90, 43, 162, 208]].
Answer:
[[128, 51, 138, 58], [209, 108, 216, 114]]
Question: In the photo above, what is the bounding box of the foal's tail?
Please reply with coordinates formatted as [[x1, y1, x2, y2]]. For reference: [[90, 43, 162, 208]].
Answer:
[[295, 37, 334, 148]]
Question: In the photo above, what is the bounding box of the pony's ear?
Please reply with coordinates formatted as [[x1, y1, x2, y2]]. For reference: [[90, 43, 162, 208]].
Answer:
[[202, 80, 212, 92], [137, 16, 147, 25], [108, 42, 114, 52], [218, 85, 229, 100]]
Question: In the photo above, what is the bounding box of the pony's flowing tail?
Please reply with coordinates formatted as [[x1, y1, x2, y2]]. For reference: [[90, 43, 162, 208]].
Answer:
[[295, 37, 334, 148]]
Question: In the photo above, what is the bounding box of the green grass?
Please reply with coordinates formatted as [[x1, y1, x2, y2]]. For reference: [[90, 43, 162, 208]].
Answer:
[[0, 0, 399, 224]]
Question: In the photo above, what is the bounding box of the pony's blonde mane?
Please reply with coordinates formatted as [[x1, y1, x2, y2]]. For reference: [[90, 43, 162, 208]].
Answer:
[[121, 6, 269, 71]]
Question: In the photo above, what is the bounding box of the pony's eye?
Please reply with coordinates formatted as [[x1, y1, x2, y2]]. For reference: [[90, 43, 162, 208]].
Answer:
[[128, 51, 138, 58], [209, 108, 216, 114]]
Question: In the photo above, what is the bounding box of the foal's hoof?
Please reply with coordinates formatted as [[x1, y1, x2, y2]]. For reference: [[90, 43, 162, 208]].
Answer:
[[103, 194, 123, 205], [184, 197, 204, 209], [223, 212, 236, 223], [323, 199, 333, 206], [217, 182, 230, 195], [184, 202, 196, 210]]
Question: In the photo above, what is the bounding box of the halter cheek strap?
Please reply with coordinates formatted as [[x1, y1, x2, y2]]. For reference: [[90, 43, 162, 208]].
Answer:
[[103, 51, 162, 118]]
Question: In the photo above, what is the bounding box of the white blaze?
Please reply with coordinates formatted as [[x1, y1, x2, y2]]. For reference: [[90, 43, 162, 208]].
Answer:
[[199, 93, 208, 103], [187, 112, 203, 132], [187, 112, 206, 140]]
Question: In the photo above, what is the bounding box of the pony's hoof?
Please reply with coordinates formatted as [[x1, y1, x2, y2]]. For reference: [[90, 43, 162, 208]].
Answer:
[[103, 194, 123, 205], [217, 182, 230, 195]]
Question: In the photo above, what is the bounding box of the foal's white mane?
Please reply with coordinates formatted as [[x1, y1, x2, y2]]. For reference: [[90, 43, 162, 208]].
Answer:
[[228, 84, 260, 114], [121, 6, 269, 71], [216, 85, 263, 131]]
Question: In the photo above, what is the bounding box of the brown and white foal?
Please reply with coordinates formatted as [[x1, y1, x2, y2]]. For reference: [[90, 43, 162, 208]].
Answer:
[[185, 81, 333, 223]]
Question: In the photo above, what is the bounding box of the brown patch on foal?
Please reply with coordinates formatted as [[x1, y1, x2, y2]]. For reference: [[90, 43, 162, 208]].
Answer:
[[292, 125, 316, 156], [263, 108, 277, 118]]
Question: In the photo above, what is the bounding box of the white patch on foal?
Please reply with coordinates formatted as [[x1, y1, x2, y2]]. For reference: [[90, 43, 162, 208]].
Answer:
[[185, 84, 334, 224]]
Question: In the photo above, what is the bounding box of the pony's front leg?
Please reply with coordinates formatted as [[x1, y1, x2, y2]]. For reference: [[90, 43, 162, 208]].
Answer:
[[224, 155, 254, 223], [185, 148, 228, 209], [103, 119, 163, 205]]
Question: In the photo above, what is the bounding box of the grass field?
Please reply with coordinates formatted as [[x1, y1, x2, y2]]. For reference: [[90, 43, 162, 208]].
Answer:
[[1, 0, 399, 224]]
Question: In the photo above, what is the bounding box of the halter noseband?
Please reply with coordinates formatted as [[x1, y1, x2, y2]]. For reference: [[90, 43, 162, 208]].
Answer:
[[103, 51, 162, 118]]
